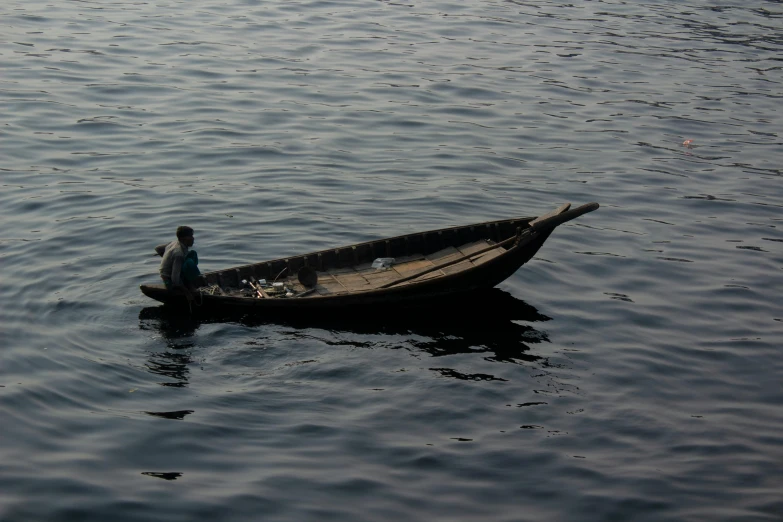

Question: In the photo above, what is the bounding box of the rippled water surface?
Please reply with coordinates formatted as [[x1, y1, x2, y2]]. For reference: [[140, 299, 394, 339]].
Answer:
[[2, 1, 782, 520]]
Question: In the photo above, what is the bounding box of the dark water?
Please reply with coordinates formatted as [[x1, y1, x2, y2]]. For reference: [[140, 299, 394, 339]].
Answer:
[[2, 1, 782, 520]]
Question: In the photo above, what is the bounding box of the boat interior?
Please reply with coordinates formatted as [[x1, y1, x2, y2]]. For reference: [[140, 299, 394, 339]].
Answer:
[[198, 216, 534, 298]]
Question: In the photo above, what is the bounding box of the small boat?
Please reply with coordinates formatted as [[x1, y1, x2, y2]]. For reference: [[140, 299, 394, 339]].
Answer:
[[140, 202, 598, 312]]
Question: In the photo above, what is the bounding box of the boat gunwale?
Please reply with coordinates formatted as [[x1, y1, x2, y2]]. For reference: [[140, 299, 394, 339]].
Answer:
[[202, 214, 538, 284]]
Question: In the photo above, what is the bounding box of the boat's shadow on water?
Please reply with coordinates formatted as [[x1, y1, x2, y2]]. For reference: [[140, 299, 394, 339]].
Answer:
[[139, 288, 553, 365]]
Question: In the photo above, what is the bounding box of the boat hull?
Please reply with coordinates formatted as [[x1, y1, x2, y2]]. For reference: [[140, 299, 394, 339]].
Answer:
[[140, 203, 598, 313]]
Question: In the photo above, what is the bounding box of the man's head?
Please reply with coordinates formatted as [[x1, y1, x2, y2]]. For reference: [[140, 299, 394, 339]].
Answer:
[[176, 226, 195, 247]]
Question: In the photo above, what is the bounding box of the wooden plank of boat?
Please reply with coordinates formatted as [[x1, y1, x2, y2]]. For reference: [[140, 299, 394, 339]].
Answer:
[[314, 273, 348, 295], [529, 203, 571, 226], [470, 246, 504, 266], [392, 258, 433, 276], [361, 269, 400, 287], [426, 246, 461, 263], [379, 235, 516, 289], [374, 203, 597, 292], [333, 272, 371, 292], [459, 239, 496, 256], [139, 202, 600, 311]]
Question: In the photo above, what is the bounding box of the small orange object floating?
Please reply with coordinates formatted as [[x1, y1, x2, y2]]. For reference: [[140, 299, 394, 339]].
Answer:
[[683, 139, 693, 147]]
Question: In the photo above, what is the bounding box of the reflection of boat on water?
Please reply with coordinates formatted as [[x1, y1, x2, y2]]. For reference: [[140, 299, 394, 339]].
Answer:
[[139, 288, 553, 366], [138, 308, 199, 388], [140, 202, 598, 313]]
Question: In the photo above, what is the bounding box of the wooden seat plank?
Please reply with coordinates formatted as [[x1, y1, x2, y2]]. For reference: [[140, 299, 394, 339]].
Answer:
[[315, 274, 349, 295], [426, 246, 460, 263], [458, 239, 495, 256], [392, 258, 434, 276], [363, 269, 400, 286], [334, 272, 371, 291]]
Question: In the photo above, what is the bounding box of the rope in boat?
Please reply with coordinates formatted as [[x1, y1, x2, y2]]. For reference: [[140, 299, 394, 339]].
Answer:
[[184, 284, 217, 313]]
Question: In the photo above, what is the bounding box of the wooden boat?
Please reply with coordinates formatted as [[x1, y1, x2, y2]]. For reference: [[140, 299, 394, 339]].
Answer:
[[140, 202, 598, 312]]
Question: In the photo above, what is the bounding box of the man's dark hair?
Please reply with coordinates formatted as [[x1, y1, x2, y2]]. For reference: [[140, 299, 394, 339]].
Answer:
[[176, 226, 194, 239]]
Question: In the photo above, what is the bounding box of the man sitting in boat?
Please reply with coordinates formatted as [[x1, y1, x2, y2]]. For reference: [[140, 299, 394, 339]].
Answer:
[[159, 226, 200, 292]]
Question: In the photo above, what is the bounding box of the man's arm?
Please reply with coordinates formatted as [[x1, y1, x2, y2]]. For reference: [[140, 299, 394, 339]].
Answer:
[[170, 252, 184, 288]]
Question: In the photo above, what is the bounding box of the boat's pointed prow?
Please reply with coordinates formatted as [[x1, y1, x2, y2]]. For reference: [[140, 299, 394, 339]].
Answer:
[[529, 202, 599, 232]]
